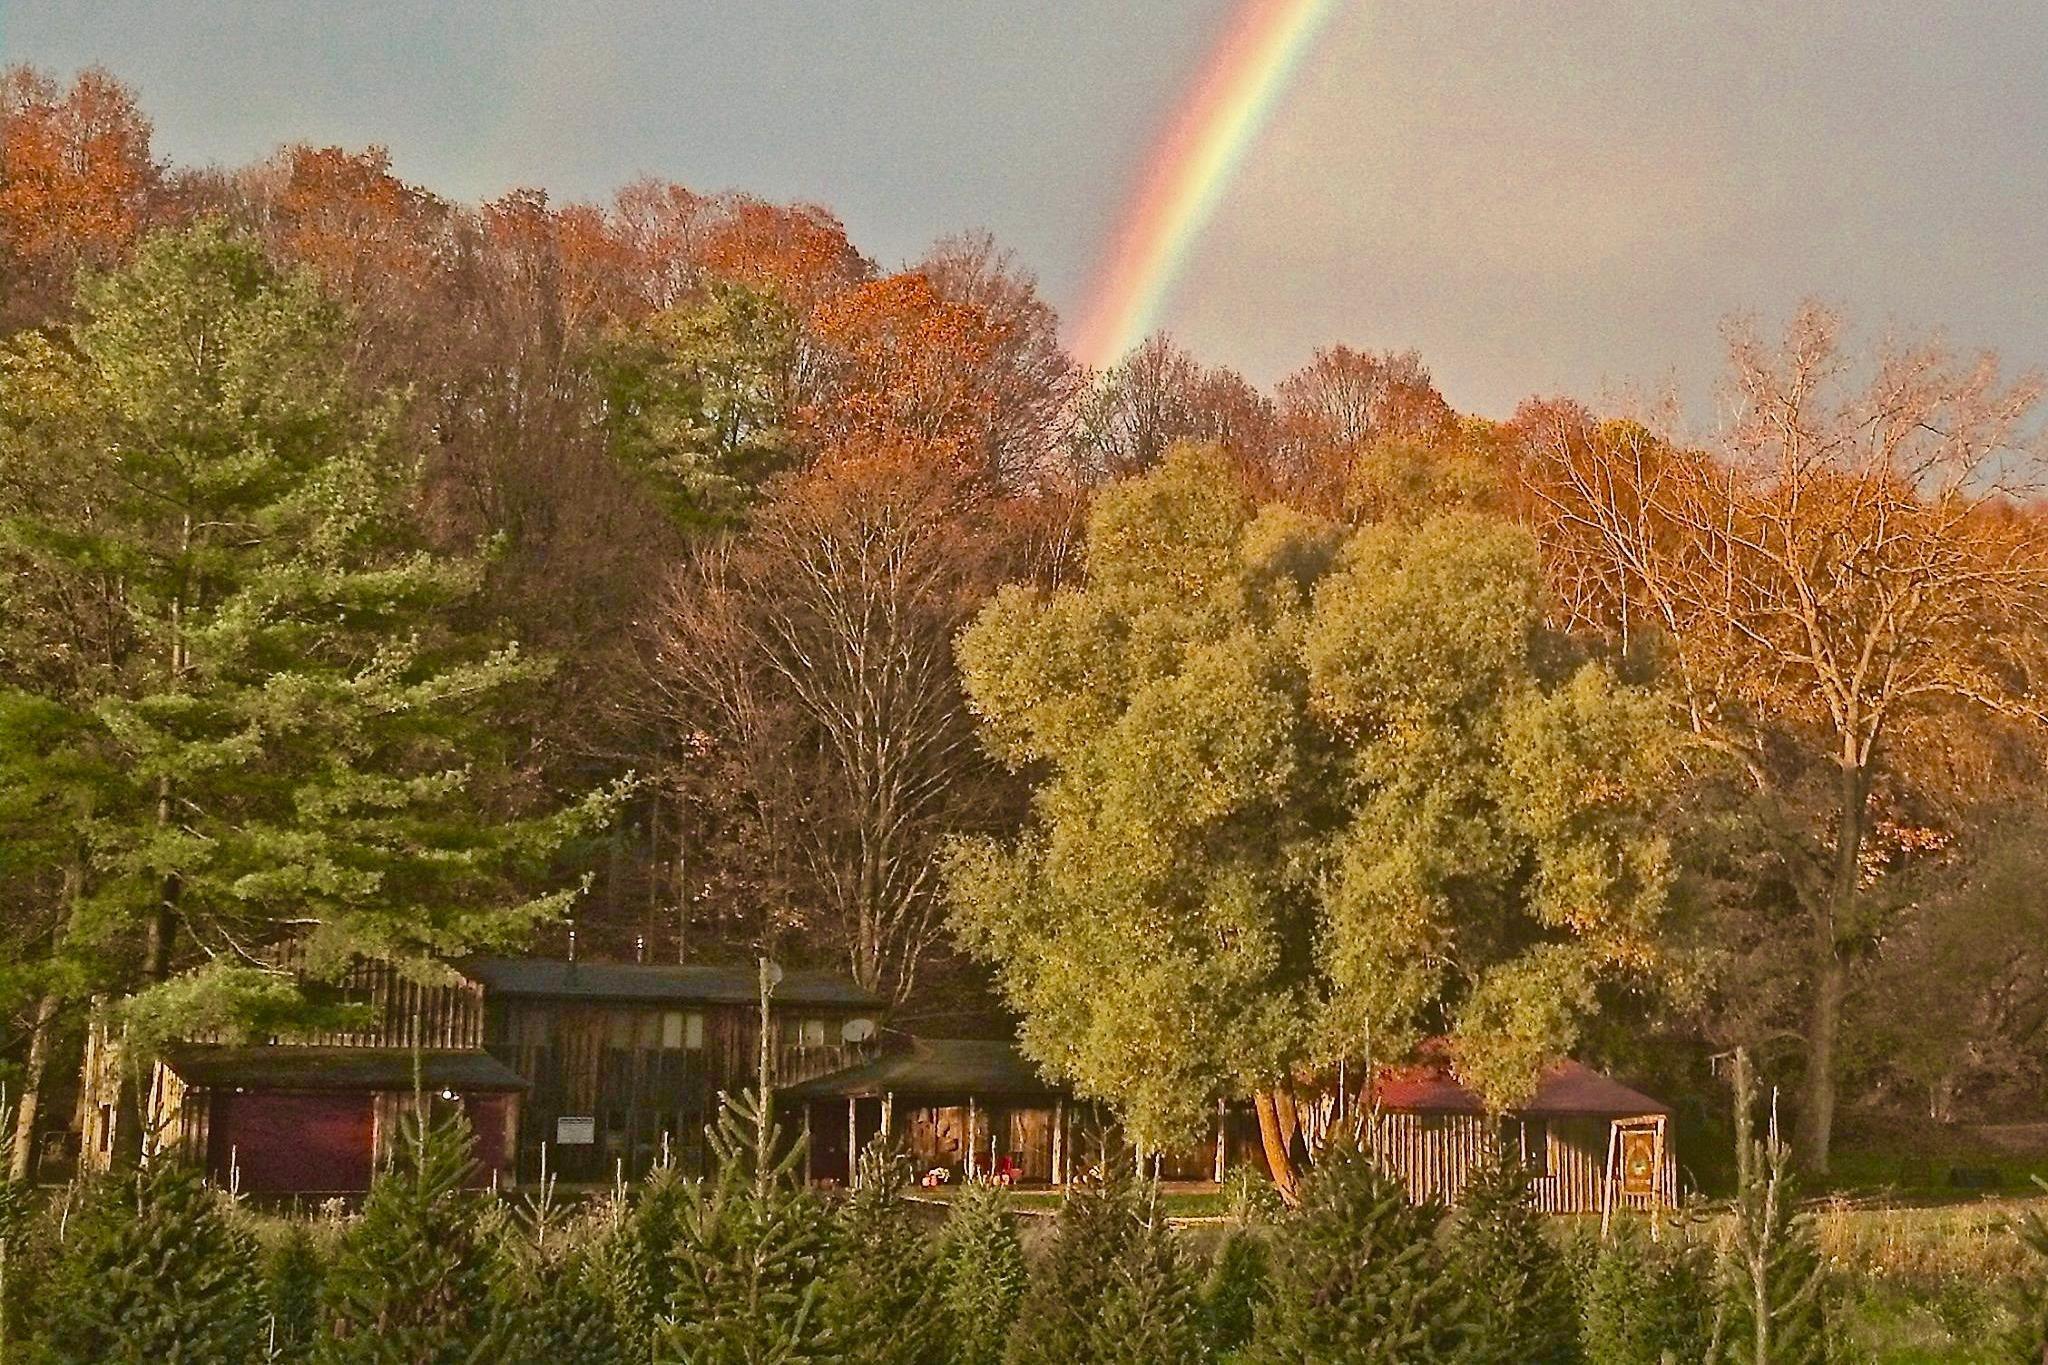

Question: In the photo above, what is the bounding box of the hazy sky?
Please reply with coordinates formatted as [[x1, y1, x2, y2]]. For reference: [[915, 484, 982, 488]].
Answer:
[[4, 1, 2044, 417]]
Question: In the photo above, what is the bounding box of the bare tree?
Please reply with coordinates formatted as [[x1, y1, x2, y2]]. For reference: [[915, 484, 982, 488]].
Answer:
[[651, 449, 1014, 1002], [1527, 302, 2048, 1170]]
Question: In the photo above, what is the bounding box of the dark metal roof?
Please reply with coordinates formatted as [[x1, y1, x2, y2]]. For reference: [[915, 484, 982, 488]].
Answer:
[[1372, 1059, 1669, 1118], [458, 957, 885, 1009], [782, 1037, 1067, 1101], [162, 1046, 529, 1093]]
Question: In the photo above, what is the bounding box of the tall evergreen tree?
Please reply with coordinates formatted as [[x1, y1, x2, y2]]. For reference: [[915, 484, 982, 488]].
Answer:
[[1445, 1157, 1579, 1364], [1247, 1138, 1464, 1362], [934, 1179, 1028, 1365], [0, 222, 614, 1049], [660, 1088, 832, 1364], [823, 1138, 946, 1365], [319, 1103, 507, 1363], [33, 1160, 268, 1363]]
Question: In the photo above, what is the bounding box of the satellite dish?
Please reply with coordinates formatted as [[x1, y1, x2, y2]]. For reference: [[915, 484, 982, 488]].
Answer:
[[761, 959, 785, 988], [841, 1017, 877, 1045]]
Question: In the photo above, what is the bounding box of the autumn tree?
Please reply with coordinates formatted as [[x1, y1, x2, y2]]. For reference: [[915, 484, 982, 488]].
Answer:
[[650, 449, 1016, 999], [917, 231, 1081, 488], [948, 444, 1677, 1198], [804, 271, 1008, 476], [1067, 334, 1274, 482], [0, 66, 159, 327], [1528, 303, 2048, 1169]]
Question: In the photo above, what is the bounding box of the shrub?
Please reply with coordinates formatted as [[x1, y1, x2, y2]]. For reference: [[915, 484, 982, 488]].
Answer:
[[1005, 1166, 1142, 1364], [262, 1221, 328, 1361], [2006, 1193, 2048, 1365], [1085, 1188, 1206, 1365], [661, 1088, 832, 1364], [319, 1103, 510, 1362], [1201, 1228, 1270, 1358]]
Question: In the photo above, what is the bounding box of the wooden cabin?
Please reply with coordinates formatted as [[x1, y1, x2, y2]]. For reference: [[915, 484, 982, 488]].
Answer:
[[467, 957, 884, 1182], [783, 1037, 1075, 1186], [102, 953, 884, 1195], [1365, 1058, 1677, 1214]]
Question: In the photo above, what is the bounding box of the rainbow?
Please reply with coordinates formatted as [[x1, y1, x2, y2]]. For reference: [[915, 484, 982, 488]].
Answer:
[[1074, 0, 1345, 371]]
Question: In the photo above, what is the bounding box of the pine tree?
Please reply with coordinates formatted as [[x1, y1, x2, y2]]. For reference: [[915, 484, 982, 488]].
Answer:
[[490, 1174, 631, 1365], [1579, 1219, 1713, 1365], [934, 1179, 1028, 1365], [2008, 1183, 2048, 1365], [1709, 1050, 1830, 1365], [319, 1103, 508, 1363], [1085, 1187, 1207, 1365], [823, 1137, 946, 1365], [1446, 1157, 1579, 1364], [660, 1088, 832, 1364], [1003, 1164, 1142, 1365], [34, 1160, 268, 1362], [263, 1221, 328, 1362], [586, 1180, 661, 1362], [1201, 1229, 1270, 1360], [0, 222, 615, 1043], [1247, 1137, 1464, 1363]]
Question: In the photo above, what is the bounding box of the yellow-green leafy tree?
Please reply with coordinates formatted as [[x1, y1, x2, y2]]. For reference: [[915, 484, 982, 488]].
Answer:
[[947, 444, 1676, 1200]]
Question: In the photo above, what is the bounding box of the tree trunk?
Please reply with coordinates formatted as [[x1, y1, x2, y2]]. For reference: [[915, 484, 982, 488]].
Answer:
[[1798, 758, 1867, 1175], [9, 989, 59, 1183], [13, 860, 86, 1183], [1253, 1089, 1301, 1205]]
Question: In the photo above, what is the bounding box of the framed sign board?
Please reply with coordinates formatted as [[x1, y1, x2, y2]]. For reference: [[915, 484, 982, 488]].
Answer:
[[1621, 1128, 1658, 1196], [555, 1115, 597, 1146]]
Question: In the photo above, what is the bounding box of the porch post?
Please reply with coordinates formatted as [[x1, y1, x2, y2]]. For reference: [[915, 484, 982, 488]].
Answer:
[[1051, 1097, 1065, 1186], [848, 1097, 858, 1188], [882, 1090, 894, 1142], [966, 1096, 979, 1179], [1214, 1098, 1227, 1184]]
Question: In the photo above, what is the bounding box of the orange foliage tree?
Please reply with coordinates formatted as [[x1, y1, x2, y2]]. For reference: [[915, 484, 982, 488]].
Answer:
[[0, 66, 158, 325], [1528, 304, 2048, 1170]]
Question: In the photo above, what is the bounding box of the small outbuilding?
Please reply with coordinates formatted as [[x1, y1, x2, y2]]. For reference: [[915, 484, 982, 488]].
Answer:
[[1367, 1057, 1676, 1214]]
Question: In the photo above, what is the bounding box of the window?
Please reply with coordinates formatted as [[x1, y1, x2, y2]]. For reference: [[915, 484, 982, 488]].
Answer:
[[802, 1017, 826, 1049], [1498, 1116, 1549, 1177], [659, 1011, 705, 1050]]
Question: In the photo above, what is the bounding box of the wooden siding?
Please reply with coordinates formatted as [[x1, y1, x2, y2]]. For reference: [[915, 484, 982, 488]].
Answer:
[[486, 997, 870, 1181]]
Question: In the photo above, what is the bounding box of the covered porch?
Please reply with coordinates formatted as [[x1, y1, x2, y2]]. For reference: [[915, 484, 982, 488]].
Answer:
[[782, 1037, 1078, 1188]]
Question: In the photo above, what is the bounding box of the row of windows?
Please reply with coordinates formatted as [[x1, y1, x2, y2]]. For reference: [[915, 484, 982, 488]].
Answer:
[[489, 1007, 835, 1053]]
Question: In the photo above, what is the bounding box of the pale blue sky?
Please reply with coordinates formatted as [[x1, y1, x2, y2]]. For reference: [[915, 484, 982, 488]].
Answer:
[[4, 1, 2044, 417]]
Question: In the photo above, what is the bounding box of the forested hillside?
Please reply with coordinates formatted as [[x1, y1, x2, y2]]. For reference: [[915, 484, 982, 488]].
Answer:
[[2, 64, 2045, 1183]]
